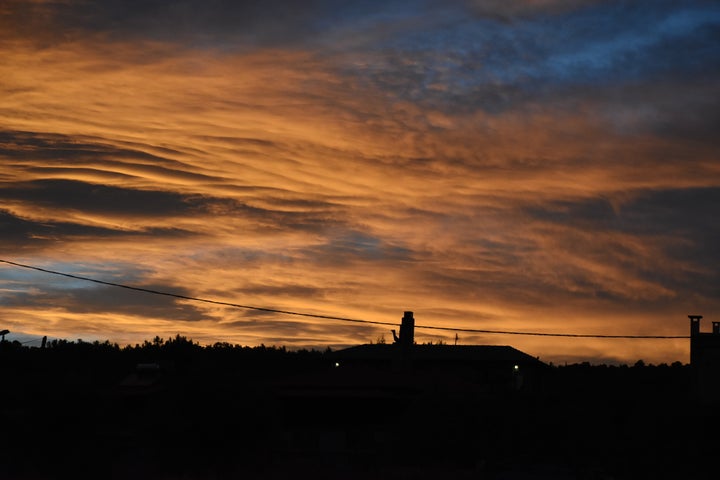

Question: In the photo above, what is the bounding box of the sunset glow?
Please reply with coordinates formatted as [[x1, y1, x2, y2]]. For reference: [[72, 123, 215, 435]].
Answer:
[[2, 0, 719, 364]]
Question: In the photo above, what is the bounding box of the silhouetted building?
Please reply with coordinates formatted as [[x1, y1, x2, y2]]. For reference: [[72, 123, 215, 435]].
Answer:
[[269, 311, 548, 465], [272, 310, 548, 419], [333, 312, 546, 393], [333, 343, 545, 391], [689, 315, 720, 404]]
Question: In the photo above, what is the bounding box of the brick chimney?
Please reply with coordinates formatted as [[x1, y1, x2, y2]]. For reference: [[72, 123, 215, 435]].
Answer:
[[399, 311, 415, 348], [689, 315, 702, 337], [689, 315, 702, 365]]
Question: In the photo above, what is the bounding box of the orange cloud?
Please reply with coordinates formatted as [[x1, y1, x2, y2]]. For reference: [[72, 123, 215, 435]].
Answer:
[[1, 34, 716, 365]]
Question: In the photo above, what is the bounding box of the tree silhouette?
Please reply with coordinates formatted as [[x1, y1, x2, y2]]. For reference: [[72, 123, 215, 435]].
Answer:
[[0, 336, 713, 479]]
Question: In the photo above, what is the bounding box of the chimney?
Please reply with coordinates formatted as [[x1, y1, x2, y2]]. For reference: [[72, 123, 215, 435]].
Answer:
[[399, 311, 415, 348], [713, 322, 720, 335], [689, 315, 702, 336]]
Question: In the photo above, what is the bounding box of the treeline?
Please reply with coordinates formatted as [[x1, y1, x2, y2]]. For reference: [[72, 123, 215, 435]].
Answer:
[[0, 334, 692, 373], [0, 334, 332, 390], [1, 334, 690, 366], [0, 333, 330, 356], [0, 334, 696, 401]]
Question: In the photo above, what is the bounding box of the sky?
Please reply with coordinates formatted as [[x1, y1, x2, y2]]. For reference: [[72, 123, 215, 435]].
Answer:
[[1, 0, 719, 365]]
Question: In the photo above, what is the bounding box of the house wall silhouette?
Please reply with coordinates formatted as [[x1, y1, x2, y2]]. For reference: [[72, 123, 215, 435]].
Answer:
[[689, 315, 720, 404]]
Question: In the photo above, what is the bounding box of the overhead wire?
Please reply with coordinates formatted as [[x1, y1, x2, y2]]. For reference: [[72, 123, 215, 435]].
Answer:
[[0, 258, 690, 339]]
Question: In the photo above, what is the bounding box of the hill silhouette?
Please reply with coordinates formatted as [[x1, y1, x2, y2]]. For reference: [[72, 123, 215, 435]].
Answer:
[[1, 336, 717, 479]]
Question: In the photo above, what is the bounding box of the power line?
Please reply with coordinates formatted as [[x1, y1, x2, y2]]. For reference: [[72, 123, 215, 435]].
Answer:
[[0, 258, 689, 339], [413, 324, 688, 339], [0, 259, 397, 327]]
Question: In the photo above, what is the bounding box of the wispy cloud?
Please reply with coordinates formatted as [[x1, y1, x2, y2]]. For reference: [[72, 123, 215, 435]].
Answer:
[[0, 0, 717, 364]]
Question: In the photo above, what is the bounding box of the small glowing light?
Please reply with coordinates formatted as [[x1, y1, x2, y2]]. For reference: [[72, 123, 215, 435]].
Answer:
[[513, 365, 519, 371], [334, 362, 340, 367]]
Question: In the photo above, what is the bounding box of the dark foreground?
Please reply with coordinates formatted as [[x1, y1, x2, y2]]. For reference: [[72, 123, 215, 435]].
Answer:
[[1, 339, 717, 479]]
